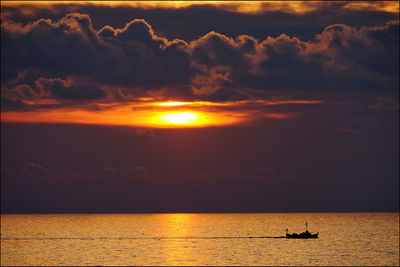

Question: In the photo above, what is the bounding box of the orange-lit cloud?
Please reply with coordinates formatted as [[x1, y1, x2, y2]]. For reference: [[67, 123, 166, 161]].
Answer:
[[343, 2, 399, 13], [3, 1, 399, 14], [1, 99, 321, 128]]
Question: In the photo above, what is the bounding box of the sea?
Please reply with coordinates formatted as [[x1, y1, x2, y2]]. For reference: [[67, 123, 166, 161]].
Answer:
[[1, 213, 399, 266]]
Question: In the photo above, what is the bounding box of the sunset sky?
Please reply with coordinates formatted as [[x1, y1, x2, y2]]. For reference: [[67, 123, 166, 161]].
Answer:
[[1, 1, 399, 213]]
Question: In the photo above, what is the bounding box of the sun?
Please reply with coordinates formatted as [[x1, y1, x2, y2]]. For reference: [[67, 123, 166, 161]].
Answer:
[[159, 112, 198, 124], [3, 101, 245, 127]]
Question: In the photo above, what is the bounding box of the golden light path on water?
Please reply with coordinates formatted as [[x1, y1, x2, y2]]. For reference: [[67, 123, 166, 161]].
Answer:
[[1, 213, 399, 266], [1, 100, 322, 128]]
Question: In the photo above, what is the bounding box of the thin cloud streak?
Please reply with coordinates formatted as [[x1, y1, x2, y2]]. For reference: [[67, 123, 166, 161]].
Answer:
[[3, 1, 399, 14], [1, 99, 321, 127]]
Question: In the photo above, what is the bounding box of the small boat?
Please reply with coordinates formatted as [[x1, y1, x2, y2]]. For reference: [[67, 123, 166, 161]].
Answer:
[[285, 222, 318, 239]]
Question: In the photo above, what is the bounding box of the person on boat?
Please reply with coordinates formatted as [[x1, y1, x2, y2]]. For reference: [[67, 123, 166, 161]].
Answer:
[[305, 221, 309, 234]]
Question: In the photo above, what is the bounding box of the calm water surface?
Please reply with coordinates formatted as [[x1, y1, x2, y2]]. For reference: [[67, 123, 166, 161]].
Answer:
[[1, 213, 399, 266]]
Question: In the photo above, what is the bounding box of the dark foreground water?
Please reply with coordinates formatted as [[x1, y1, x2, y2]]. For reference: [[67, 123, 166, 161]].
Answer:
[[1, 213, 399, 266]]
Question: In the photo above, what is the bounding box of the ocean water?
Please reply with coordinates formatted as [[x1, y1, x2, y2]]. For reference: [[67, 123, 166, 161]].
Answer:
[[1, 213, 398, 266]]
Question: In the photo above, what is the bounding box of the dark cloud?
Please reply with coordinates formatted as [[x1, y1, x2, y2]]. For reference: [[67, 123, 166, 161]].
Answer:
[[369, 96, 400, 110], [136, 128, 155, 136], [102, 166, 117, 173], [132, 166, 147, 172], [7, 84, 37, 100], [307, 22, 399, 76], [22, 162, 48, 173], [1, 3, 397, 41], [187, 21, 398, 99], [0, 13, 191, 98], [1, 97, 26, 111], [96, 19, 191, 90], [35, 77, 105, 100], [1, 11, 398, 108], [1, 76, 105, 110], [2, 14, 101, 78]]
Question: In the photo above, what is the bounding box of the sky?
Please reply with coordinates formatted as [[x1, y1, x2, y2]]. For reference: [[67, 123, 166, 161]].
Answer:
[[1, 1, 399, 213]]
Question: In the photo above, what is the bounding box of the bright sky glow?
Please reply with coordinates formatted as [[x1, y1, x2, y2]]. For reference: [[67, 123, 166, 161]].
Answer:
[[159, 112, 198, 125], [155, 102, 190, 106], [1, 100, 322, 128]]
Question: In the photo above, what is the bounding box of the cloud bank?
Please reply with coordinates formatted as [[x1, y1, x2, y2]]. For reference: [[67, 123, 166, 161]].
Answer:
[[1, 12, 398, 111]]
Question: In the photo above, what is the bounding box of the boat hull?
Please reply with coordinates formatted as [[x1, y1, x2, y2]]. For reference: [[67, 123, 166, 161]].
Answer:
[[286, 233, 318, 239]]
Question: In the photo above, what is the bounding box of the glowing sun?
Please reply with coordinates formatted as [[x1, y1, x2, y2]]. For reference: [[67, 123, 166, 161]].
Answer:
[[159, 112, 198, 124]]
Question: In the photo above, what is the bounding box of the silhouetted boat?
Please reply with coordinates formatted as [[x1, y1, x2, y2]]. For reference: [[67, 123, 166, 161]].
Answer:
[[285, 222, 318, 239]]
